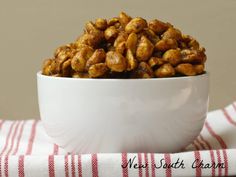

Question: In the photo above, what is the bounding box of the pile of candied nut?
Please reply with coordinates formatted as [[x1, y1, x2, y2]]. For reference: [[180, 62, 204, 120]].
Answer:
[[42, 12, 206, 78]]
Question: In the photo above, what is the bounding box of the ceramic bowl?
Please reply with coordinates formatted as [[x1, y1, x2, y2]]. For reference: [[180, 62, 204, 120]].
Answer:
[[37, 72, 209, 153]]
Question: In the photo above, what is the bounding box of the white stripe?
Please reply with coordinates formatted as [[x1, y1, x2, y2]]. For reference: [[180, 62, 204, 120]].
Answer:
[[24, 156, 48, 177], [81, 154, 92, 177], [0, 121, 11, 152], [227, 149, 236, 176], [97, 153, 122, 177], [200, 150, 212, 176], [7, 156, 18, 177], [126, 153, 139, 177], [73, 155, 78, 177], [54, 156, 65, 177], [153, 153, 166, 177]]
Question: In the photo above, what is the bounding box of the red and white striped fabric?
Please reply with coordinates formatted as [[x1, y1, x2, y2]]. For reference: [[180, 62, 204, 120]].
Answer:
[[0, 102, 236, 177]]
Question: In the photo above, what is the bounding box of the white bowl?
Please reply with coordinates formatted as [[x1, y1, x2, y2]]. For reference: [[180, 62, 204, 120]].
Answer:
[[37, 72, 209, 153]]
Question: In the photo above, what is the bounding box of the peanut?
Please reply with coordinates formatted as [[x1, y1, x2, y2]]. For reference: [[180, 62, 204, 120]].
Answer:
[[136, 36, 154, 61], [106, 51, 127, 72], [42, 12, 207, 78], [125, 17, 147, 33], [88, 63, 108, 78], [155, 63, 175, 77], [163, 49, 181, 66], [175, 63, 196, 76]]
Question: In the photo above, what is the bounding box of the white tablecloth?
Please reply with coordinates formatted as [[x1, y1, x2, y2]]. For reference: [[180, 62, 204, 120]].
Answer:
[[0, 102, 236, 177]]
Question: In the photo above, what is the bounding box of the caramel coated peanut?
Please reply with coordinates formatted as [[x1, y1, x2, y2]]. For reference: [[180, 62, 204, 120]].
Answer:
[[95, 18, 107, 30], [136, 36, 154, 61], [155, 63, 175, 77], [106, 51, 127, 72], [155, 39, 178, 52], [163, 49, 181, 66], [125, 17, 147, 33], [126, 49, 138, 71], [88, 63, 108, 78], [86, 49, 106, 70], [126, 32, 138, 55], [71, 47, 94, 72], [148, 19, 169, 34], [175, 63, 196, 76]]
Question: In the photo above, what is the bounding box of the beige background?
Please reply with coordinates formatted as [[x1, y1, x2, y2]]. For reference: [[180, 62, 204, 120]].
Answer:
[[0, 0, 236, 120]]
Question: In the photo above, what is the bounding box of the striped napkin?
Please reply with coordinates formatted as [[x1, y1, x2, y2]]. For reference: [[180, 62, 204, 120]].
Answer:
[[0, 102, 236, 177]]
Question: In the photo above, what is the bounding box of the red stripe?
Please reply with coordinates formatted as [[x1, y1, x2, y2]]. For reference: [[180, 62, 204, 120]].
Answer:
[[122, 153, 128, 177], [64, 155, 69, 177], [26, 120, 38, 155], [0, 118, 5, 172], [233, 103, 236, 111], [48, 155, 55, 177], [0, 120, 5, 129], [222, 108, 236, 126], [195, 139, 205, 150], [164, 154, 172, 177], [144, 153, 149, 177], [78, 154, 82, 177], [150, 153, 155, 177], [53, 144, 59, 155], [6, 121, 20, 155], [194, 151, 202, 177], [205, 122, 228, 176], [4, 156, 9, 177], [209, 150, 215, 177], [92, 154, 99, 177], [199, 134, 212, 149], [222, 149, 228, 176], [138, 153, 142, 177], [192, 142, 199, 150], [0, 119, 5, 176], [0, 122, 16, 155], [205, 121, 227, 149], [71, 155, 76, 177], [18, 155, 25, 177], [216, 150, 222, 176], [13, 121, 25, 155], [195, 140, 203, 150]]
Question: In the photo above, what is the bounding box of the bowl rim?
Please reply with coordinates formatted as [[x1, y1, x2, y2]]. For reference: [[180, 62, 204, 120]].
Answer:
[[37, 71, 209, 81]]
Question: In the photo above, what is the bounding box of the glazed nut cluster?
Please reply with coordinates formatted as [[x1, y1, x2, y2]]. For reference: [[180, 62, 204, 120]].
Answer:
[[42, 12, 206, 78]]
